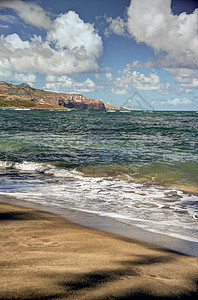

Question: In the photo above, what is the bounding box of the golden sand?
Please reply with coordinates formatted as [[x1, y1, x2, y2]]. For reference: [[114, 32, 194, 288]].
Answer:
[[0, 202, 197, 299]]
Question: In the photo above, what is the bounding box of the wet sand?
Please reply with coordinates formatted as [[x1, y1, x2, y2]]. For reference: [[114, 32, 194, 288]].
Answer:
[[0, 200, 198, 299]]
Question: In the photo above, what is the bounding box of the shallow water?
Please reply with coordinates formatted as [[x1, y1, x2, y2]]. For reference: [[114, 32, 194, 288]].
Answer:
[[0, 109, 197, 241]]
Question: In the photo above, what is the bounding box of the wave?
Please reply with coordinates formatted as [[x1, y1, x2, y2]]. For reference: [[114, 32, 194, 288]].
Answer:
[[0, 158, 197, 243], [0, 159, 197, 193], [0, 159, 85, 180]]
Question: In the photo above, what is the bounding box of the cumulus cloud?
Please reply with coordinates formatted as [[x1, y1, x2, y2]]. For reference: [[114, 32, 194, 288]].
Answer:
[[167, 98, 192, 106], [45, 75, 96, 93], [47, 11, 103, 65], [127, 0, 198, 68], [2, 33, 30, 50], [0, 0, 51, 29], [0, 11, 104, 75], [112, 66, 161, 94], [128, 71, 160, 90]]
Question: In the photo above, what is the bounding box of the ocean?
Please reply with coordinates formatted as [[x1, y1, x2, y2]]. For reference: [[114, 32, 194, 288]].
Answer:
[[0, 109, 197, 243]]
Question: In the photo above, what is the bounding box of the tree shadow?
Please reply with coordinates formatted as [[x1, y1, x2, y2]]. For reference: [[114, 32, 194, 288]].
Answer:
[[59, 268, 140, 292], [115, 289, 198, 299], [54, 252, 197, 299], [0, 211, 48, 221], [0, 251, 197, 299], [0, 210, 197, 299], [120, 254, 174, 266]]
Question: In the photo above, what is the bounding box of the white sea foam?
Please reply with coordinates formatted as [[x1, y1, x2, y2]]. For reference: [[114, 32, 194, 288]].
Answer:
[[0, 159, 197, 242], [0, 160, 50, 172], [0, 160, 85, 179]]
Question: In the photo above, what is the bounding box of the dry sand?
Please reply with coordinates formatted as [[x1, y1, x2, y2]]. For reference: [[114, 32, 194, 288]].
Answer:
[[0, 201, 198, 299]]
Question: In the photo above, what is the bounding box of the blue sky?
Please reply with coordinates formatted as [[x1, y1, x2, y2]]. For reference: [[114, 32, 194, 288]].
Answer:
[[0, 0, 198, 111]]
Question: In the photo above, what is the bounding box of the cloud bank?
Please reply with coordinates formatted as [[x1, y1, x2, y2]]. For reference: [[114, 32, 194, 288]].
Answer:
[[0, 0, 51, 29], [167, 98, 192, 106], [110, 66, 161, 94], [45, 75, 96, 93], [169, 68, 198, 88], [127, 0, 198, 68], [0, 10, 103, 77]]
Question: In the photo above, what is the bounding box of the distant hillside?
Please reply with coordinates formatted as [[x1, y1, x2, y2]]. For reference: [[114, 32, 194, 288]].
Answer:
[[119, 106, 134, 111], [105, 103, 134, 111], [105, 103, 119, 111], [0, 82, 105, 110]]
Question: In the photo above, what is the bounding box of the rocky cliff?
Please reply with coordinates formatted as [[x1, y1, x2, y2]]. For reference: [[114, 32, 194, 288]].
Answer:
[[105, 103, 119, 111], [119, 106, 134, 111], [105, 103, 134, 111], [0, 82, 105, 110]]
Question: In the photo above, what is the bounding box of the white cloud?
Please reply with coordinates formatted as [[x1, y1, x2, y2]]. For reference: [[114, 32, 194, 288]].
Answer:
[[157, 79, 197, 96], [0, 58, 12, 78], [111, 88, 128, 95], [13, 72, 36, 83], [172, 87, 193, 95], [45, 75, 96, 93], [0, 24, 9, 29], [95, 74, 103, 82], [127, 0, 198, 68], [0, 14, 17, 24], [0, 11, 104, 75], [105, 72, 113, 81], [185, 89, 193, 94], [130, 71, 160, 90], [0, 57, 37, 84], [113, 67, 161, 93], [47, 11, 103, 66], [105, 67, 161, 95], [105, 16, 127, 36], [2, 33, 30, 50], [167, 98, 192, 106], [126, 60, 143, 69], [0, 0, 51, 29], [168, 68, 198, 88]]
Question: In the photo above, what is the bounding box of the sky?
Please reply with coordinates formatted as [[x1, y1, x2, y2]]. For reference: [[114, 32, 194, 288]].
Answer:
[[0, 0, 198, 111]]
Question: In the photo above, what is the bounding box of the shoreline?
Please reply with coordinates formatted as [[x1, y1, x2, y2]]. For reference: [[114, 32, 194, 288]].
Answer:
[[0, 194, 198, 258], [0, 197, 198, 299]]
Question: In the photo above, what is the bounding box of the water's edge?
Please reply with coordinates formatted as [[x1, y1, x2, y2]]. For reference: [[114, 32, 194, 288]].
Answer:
[[1, 195, 197, 258]]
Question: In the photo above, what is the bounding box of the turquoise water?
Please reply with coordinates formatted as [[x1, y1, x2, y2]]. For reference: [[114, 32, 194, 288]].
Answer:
[[0, 109, 197, 241]]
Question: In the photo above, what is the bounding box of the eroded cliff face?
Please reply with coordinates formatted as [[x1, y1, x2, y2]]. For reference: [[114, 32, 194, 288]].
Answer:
[[105, 104, 119, 111], [119, 106, 134, 111], [57, 95, 105, 110], [0, 82, 105, 110]]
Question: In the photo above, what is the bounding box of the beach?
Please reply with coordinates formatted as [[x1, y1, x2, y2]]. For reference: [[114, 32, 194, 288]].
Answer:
[[0, 110, 197, 243], [0, 0, 198, 298], [0, 199, 198, 300], [0, 109, 198, 299]]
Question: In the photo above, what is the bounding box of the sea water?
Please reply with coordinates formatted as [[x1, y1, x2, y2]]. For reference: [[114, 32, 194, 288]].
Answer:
[[0, 109, 197, 242]]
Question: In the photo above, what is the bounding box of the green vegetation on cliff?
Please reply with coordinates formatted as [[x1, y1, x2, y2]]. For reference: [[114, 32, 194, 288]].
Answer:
[[0, 97, 68, 109], [0, 98, 36, 108], [0, 81, 105, 110]]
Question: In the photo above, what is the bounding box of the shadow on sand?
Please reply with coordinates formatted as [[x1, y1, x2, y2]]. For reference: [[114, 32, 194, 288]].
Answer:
[[0, 207, 197, 299]]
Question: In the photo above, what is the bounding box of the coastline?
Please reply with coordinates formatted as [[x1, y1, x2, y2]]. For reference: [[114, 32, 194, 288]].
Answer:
[[0, 195, 198, 258], [0, 197, 198, 299]]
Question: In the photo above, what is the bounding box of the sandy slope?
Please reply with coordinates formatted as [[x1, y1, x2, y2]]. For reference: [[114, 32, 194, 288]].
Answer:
[[0, 202, 197, 299]]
